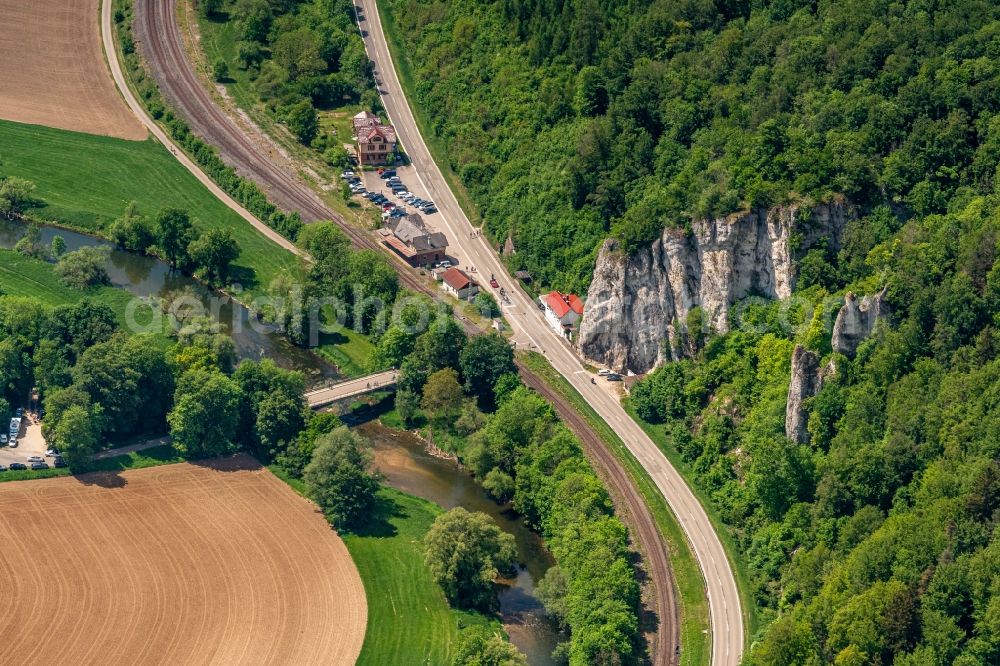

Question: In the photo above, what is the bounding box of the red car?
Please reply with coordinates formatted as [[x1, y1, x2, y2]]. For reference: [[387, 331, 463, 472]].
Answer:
[[490, 278, 500, 289]]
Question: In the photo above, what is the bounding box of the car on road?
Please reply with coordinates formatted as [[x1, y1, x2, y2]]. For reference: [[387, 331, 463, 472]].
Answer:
[[8, 462, 26, 470], [490, 278, 500, 289], [30, 461, 48, 470], [27, 456, 43, 463]]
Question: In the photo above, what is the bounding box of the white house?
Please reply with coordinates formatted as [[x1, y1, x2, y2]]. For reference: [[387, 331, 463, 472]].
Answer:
[[540, 290, 584, 338], [441, 267, 479, 300]]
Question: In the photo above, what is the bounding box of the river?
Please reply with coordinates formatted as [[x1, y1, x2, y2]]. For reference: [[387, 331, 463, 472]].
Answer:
[[357, 421, 563, 664], [0, 221, 562, 662], [0, 221, 338, 384]]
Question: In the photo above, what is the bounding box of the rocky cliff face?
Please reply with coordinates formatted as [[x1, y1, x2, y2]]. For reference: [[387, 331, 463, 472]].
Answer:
[[578, 202, 850, 374], [785, 346, 836, 444], [831, 287, 890, 357]]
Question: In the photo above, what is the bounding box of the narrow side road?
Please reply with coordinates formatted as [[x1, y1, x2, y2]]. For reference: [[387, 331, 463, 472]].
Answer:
[[358, 1, 745, 664]]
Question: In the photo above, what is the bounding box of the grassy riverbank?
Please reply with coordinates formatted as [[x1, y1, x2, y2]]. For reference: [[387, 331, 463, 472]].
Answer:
[[0, 120, 301, 298]]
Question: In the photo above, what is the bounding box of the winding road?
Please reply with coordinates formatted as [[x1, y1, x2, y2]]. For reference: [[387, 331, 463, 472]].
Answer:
[[357, 2, 744, 664], [105, 1, 746, 663]]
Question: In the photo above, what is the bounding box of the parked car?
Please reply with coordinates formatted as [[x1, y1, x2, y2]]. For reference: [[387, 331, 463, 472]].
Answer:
[[0, 464, 5, 472], [8, 462, 26, 470], [598, 368, 610, 376], [380, 170, 396, 179], [605, 373, 623, 381], [422, 206, 438, 214], [7, 438, 16, 448], [27, 456, 43, 463], [340, 170, 355, 179], [30, 461, 48, 470], [45, 448, 58, 457], [15, 408, 23, 417], [0, 434, 6, 446], [52, 457, 66, 468]]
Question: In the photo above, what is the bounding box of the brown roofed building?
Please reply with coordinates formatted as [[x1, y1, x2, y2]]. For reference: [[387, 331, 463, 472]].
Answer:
[[379, 214, 448, 266], [353, 111, 397, 165], [441, 267, 479, 300]]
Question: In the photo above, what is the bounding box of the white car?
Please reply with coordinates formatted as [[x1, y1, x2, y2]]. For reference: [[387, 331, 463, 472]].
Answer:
[[27, 456, 43, 463], [8, 437, 16, 448]]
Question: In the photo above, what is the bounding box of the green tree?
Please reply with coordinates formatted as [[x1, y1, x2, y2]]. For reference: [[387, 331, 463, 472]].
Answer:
[[51, 404, 99, 471], [49, 235, 66, 258], [168, 369, 242, 457], [453, 625, 527, 666], [213, 58, 230, 82], [0, 177, 36, 219], [460, 333, 515, 409], [421, 368, 464, 426], [54, 246, 110, 289], [188, 227, 240, 285], [285, 100, 318, 145], [423, 507, 517, 610], [108, 202, 155, 253], [155, 207, 194, 268], [302, 426, 380, 529], [13, 222, 46, 258]]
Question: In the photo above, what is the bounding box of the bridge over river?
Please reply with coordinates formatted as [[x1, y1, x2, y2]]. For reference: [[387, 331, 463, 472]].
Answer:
[[304, 370, 398, 409]]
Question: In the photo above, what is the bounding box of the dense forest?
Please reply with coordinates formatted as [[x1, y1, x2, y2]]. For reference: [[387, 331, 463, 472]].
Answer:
[[387, 0, 1000, 293], [383, 0, 1000, 664], [198, 0, 376, 161]]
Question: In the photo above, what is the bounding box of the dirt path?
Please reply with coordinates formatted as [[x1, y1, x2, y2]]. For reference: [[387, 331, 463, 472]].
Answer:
[[0, 0, 146, 139], [0, 455, 366, 664]]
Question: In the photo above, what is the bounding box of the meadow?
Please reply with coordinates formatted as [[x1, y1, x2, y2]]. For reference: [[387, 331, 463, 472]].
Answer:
[[0, 119, 302, 297]]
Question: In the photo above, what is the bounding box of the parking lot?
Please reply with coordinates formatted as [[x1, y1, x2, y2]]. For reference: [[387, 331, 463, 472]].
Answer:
[[0, 413, 54, 471]]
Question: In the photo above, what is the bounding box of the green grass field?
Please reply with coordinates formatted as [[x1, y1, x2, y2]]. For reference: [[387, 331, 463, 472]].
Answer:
[[0, 248, 172, 345], [315, 329, 376, 378], [346, 487, 496, 665], [0, 119, 301, 297], [266, 469, 495, 665], [518, 351, 712, 666]]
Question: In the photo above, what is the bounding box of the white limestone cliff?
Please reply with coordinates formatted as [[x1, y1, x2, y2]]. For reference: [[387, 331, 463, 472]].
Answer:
[[578, 202, 850, 374]]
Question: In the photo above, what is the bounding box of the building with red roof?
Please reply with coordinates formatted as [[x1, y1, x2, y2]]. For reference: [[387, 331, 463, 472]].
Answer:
[[540, 290, 584, 338]]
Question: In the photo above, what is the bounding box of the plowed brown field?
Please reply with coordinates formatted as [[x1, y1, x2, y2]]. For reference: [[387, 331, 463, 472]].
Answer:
[[0, 456, 366, 665], [0, 0, 146, 139]]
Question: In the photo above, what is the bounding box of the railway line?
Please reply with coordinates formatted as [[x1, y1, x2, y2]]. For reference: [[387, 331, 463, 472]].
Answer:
[[122, 1, 685, 662]]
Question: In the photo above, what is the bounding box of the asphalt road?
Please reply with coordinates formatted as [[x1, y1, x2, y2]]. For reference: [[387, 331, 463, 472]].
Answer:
[[117, 1, 702, 662], [356, 1, 745, 663]]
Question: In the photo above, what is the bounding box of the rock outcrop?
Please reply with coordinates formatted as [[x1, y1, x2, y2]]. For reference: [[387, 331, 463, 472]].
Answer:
[[785, 345, 832, 443], [831, 287, 889, 357], [578, 202, 850, 374]]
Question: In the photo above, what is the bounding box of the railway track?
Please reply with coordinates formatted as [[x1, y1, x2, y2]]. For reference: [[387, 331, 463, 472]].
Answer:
[[134, 0, 432, 298], [130, 1, 679, 661]]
